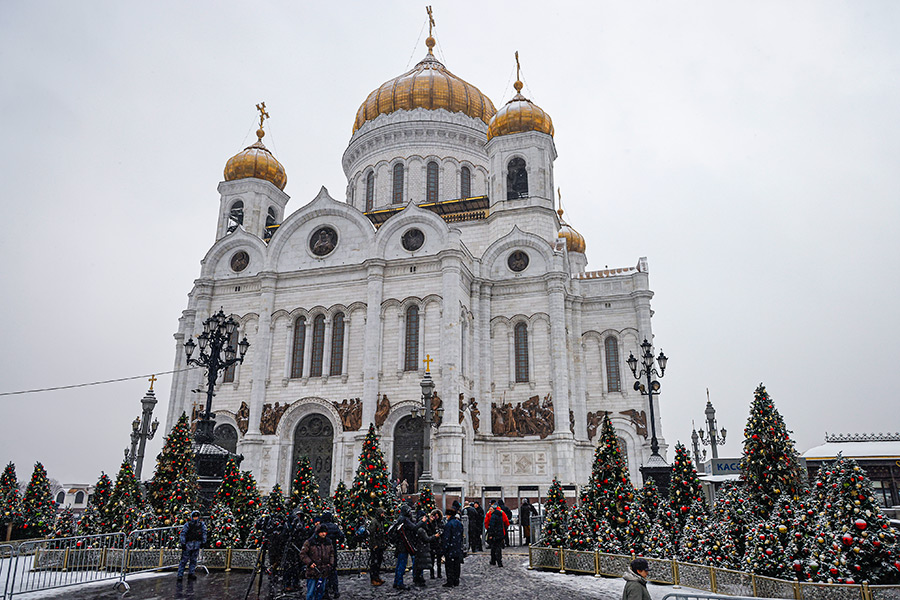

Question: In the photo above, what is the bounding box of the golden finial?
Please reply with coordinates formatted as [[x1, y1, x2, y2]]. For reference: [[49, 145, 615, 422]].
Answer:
[[148, 374, 158, 391], [514, 51, 523, 93], [425, 6, 436, 54], [557, 188, 564, 218], [255, 102, 269, 142], [423, 354, 434, 373]]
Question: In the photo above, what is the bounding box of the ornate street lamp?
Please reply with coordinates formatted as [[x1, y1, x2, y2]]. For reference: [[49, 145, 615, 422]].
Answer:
[[626, 338, 667, 459], [125, 375, 160, 480], [697, 388, 727, 459], [690, 423, 707, 470], [411, 355, 443, 491]]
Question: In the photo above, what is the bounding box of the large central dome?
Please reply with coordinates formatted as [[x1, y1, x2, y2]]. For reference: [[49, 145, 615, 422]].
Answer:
[[353, 37, 496, 134]]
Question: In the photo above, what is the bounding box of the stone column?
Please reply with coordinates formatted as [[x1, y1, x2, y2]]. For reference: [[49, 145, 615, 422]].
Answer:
[[322, 316, 333, 379], [436, 254, 464, 482], [548, 278, 571, 433], [242, 273, 276, 478], [480, 284, 492, 403], [507, 326, 516, 388], [166, 308, 195, 433], [572, 299, 588, 442], [341, 312, 351, 379], [362, 261, 385, 428]]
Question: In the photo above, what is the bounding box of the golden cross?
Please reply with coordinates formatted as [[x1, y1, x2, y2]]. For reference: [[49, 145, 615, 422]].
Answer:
[[423, 354, 434, 372], [426, 6, 434, 36], [148, 374, 158, 391], [515, 51, 521, 82], [256, 102, 269, 129]]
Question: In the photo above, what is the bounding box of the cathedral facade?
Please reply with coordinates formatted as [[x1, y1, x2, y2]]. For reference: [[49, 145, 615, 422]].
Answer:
[[165, 34, 667, 500]]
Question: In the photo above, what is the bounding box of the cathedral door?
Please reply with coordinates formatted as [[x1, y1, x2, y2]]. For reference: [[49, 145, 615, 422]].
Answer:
[[292, 414, 334, 496], [393, 415, 424, 491]]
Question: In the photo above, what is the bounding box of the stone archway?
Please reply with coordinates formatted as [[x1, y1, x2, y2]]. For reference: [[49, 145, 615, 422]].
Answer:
[[393, 415, 424, 492], [292, 414, 334, 496]]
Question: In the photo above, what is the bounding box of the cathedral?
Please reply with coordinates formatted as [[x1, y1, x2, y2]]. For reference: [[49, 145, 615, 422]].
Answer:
[[165, 26, 668, 503]]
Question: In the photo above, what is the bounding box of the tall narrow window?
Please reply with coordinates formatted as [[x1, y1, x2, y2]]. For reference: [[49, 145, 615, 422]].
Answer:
[[514, 322, 529, 383], [223, 329, 239, 382], [330, 313, 345, 376], [605, 336, 621, 392], [392, 163, 404, 204], [227, 200, 244, 233], [310, 315, 326, 377], [365, 171, 375, 211], [404, 305, 420, 371], [290, 317, 307, 378], [507, 157, 528, 200], [74, 491, 85, 504], [264, 206, 277, 242], [460, 166, 471, 199], [426, 161, 439, 203]]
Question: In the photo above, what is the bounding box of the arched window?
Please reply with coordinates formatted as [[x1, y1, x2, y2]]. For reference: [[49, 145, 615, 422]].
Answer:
[[290, 317, 307, 378], [426, 161, 439, 203], [56, 491, 65, 505], [223, 329, 239, 382], [605, 336, 621, 392], [330, 313, 345, 376], [460, 166, 471, 198], [227, 200, 244, 233], [214, 423, 239, 454], [264, 206, 277, 241], [365, 171, 375, 211], [310, 314, 326, 377], [404, 305, 419, 371], [392, 163, 404, 204], [514, 322, 529, 383], [507, 157, 528, 200], [74, 491, 85, 504]]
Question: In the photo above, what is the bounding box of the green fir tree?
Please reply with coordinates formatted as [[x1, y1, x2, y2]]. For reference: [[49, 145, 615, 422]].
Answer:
[[53, 506, 77, 538], [290, 456, 323, 515], [21, 462, 56, 539], [1, 462, 23, 541], [539, 478, 568, 547], [215, 457, 242, 509], [77, 472, 113, 535], [669, 443, 705, 530], [148, 413, 198, 523], [584, 415, 630, 525], [332, 481, 348, 518], [266, 484, 289, 518], [566, 505, 595, 550], [417, 486, 436, 514], [343, 424, 396, 547], [233, 470, 261, 545], [209, 502, 241, 549], [106, 460, 143, 533]]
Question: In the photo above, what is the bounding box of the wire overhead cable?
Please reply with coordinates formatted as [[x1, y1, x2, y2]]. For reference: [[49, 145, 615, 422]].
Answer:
[[0, 367, 198, 397]]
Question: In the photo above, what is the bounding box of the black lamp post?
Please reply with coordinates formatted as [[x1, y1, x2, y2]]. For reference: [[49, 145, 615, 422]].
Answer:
[[410, 355, 443, 491], [690, 423, 707, 471], [697, 389, 727, 460], [125, 377, 160, 480], [626, 338, 667, 458]]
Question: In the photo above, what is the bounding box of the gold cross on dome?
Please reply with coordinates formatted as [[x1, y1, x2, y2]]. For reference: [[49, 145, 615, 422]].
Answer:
[[148, 374, 158, 391], [256, 102, 269, 128], [515, 51, 521, 82], [423, 354, 434, 372], [426, 6, 435, 36]]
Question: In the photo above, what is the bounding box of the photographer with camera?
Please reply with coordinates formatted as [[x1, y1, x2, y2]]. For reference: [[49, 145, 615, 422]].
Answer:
[[300, 525, 335, 600]]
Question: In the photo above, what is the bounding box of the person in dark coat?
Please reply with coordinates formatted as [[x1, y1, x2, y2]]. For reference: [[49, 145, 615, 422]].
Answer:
[[441, 509, 465, 587], [367, 508, 387, 586], [427, 509, 444, 579], [316, 513, 345, 599], [519, 498, 537, 545], [177, 510, 207, 581], [389, 504, 416, 590], [484, 501, 509, 567], [464, 501, 483, 552], [412, 513, 435, 587], [498, 499, 513, 547], [622, 558, 652, 600], [300, 525, 336, 600]]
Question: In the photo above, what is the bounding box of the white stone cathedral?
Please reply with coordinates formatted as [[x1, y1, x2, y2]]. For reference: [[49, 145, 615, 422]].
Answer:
[[165, 32, 668, 502]]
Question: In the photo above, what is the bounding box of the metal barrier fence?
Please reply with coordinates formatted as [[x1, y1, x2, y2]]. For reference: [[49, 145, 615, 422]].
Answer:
[[4, 533, 128, 599], [528, 547, 900, 600], [530, 515, 544, 545], [1, 544, 13, 600]]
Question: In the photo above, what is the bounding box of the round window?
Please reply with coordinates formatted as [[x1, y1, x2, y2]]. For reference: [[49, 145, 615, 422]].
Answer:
[[230, 251, 250, 272], [507, 250, 529, 272], [309, 227, 338, 256], [401, 228, 425, 251]]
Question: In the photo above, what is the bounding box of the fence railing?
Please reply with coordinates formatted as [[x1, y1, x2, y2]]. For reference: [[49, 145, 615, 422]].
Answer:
[[528, 546, 900, 600], [1, 544, 13, 600]]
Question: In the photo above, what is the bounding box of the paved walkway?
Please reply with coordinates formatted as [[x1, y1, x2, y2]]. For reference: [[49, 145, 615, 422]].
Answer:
[[37, 551, 694, 600]]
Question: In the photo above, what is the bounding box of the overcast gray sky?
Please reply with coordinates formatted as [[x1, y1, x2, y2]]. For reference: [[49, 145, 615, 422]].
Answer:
[[1, 1, 898, 485]]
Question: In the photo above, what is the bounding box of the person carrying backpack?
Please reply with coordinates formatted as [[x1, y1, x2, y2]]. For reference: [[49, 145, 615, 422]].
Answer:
[[484, 501, 509, 567], [387, 504, 416, 590]]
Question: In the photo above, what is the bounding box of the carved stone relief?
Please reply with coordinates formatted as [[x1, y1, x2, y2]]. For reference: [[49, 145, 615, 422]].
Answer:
[[586, 410, 611, 441], [620, 409, 648, 439], [491, 393, 553, 439], [375, 394, 391, 429], [260, 401, 291, 435], [332, 397, 362, 431]]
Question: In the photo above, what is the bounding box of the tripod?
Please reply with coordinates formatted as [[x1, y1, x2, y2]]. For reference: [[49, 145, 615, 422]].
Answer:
[[244, 540, 269, 600]]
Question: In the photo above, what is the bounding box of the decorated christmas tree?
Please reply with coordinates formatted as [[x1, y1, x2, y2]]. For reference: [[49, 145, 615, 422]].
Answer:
[[342, 424, 396, 547], [644, 504, 677, 558], [739, 384, 803, 520], [584, 415, 630, 524], [215, 457, 242, 509], [147, 413, 198, 520], [640, 477, 662, 521], [1, 462, 23, 541], [208, 502, 241, 549], [77, 472, 113, 535], [53, 506, 77, 538], [21, 462, 56, 539], [695, 514, 740, 568], [668, 443, 705, 530], [538, 478, 568, 547], [266, 483, 289, 519], [106, 460, 143, 533], [417, 486, 436, 514], [677, 498, 711, 562], [621, 491, 652, 556], [785, 496, 816, 579], [332, 481, 348, 518], [806, 456, 899, 584], [289, 456, 323, 515], [566, 504, 596, 550], [233, 471, 262, 545], [711, 481, 750, 559], [595, 514, 625, 554]]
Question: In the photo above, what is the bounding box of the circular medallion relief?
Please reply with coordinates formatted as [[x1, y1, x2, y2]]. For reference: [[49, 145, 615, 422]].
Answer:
[[309, 227, 338, 257], [507, 250, 529, 272], [230, 251, 250, 272], [401, 228, 425, 251]]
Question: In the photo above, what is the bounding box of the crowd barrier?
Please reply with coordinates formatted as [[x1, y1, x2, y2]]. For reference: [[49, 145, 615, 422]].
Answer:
[[528, 546, 900, 600]]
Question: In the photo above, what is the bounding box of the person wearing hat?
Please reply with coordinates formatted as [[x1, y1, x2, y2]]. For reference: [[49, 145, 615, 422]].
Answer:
[[623, 558, 652, 600], [300, 525, 336, 600], [177, 510, 207, 582], [367, 507, 387, 586]]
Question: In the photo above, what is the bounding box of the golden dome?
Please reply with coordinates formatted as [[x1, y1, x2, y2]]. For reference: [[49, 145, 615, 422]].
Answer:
[[224, 128, 287, 191], [487, 77, 554, 141], [353, 37, 496, 134], [557, 209, 585, 254]]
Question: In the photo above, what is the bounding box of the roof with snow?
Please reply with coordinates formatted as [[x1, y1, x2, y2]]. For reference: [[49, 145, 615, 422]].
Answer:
[[802, 432, 900, 460]]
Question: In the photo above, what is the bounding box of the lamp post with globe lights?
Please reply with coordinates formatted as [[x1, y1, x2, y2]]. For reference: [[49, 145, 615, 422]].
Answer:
[[626, 338, 670, 495], [125, 376, 161, 480], [697, 388, 727, 460], [410, 355, 444, 491]]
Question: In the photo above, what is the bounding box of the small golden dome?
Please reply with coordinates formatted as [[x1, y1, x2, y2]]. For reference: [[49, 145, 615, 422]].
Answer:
[[353, 42, 496, 134], [224, 129, 287, 191], [487, 87, 554, 141], [557, 209, 586, 254]]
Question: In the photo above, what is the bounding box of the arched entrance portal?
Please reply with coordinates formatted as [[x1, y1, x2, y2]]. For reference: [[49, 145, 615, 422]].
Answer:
[[393, 415, 424, 492], [292, 414, 334, 496]]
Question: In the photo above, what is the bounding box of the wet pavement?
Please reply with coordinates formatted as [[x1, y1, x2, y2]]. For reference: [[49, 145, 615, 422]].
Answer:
[[40, 550, 691, 600]]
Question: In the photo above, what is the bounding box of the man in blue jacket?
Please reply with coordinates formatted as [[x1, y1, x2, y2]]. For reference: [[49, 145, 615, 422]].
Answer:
[[441, 508, 465, 587], [177, 511, 207, 582]]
